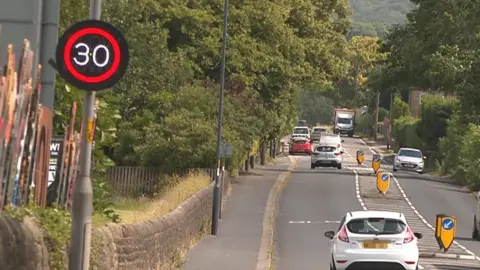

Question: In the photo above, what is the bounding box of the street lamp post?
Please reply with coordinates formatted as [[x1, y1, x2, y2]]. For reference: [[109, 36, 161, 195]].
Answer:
[[68, 1, 101, 269], [211, 0, 229, 235]]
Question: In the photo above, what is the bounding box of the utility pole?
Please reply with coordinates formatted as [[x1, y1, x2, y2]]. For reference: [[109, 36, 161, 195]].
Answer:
[[219, 142, 225, 219], [353, 65, 359, 108], [68, 1, 101, 269], [373, 90, 380, 140], [373, 65, 383, 141], [211, 0, 229, 235], [387, 91, 394, 150]]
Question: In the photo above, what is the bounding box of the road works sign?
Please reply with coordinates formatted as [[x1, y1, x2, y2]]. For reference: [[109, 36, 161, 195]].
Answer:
[[435, 214, 456, 251]]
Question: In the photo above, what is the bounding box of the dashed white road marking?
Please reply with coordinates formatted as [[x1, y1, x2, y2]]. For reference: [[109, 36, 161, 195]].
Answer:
[[288, 220, 340, 224], [357, 139, 480, 261], [324, 220, 340, 224]]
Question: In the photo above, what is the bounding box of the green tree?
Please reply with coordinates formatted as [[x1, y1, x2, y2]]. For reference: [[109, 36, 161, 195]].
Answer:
[[391, 96, 410, 124], [54, 0, 352, 172]]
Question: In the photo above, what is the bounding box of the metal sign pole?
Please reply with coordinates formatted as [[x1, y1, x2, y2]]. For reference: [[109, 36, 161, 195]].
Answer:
[[68, 1, 100, 269]]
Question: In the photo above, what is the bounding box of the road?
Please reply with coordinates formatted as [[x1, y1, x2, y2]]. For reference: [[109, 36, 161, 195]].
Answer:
[[273, 137, 480, 270], [274, 141, 362, 270], [393, 166, 480, 255]]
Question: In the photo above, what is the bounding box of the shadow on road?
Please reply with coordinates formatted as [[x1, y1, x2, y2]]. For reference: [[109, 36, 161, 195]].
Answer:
[[454, 236, 476, 242], [432, 265, 480, 269], [435, 186, 471, 194], [393, 173, 454, 184]]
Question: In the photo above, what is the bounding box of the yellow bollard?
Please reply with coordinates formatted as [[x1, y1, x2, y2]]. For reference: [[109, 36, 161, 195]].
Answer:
[[435, 214, 456, 252], [372, 154, 381, 173], [356, 150, 364, 165], [376, 171, 390, 194]]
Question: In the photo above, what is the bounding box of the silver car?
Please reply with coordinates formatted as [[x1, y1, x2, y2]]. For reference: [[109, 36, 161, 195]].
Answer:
[[311, 144, 343, 169], [393, 148, 426, 174]]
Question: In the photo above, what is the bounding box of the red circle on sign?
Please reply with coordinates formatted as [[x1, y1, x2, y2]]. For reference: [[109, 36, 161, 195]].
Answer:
[[63, 27, 121, 84]]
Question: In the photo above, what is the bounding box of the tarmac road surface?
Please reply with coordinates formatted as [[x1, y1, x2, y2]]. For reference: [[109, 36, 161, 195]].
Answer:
[[274, 147, 362, 270], [273, 136, 480, 269]]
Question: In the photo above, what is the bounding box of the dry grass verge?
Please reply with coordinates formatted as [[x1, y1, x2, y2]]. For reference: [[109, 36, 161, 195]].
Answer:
[[93, 172, 211, 226]]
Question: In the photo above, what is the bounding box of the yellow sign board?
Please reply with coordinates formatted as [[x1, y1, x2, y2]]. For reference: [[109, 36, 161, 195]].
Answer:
[[86, 119, 95, 143], [435, 214, 456, 251], [372, 154, 381, 173], [376, 171, 390, 194], [356, 150, 364, 165]]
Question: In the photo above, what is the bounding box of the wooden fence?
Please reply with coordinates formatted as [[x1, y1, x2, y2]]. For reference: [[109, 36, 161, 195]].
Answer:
[[101, 167, 215, 197]]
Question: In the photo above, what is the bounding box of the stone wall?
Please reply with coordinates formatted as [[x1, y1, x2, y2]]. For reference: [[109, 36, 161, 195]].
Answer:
[[0, 216, 49, 270], [0, 174, 234, 270]]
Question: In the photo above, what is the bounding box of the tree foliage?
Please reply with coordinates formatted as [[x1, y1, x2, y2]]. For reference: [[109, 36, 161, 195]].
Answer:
[[54, 0, 351, 172], [417, 95, 458, 155], [330, 36, 387, 107], [377, 0, 480, 184]]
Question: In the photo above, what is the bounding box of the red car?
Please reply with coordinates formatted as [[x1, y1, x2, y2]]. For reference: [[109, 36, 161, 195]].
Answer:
[[289, 137, 312, 155]]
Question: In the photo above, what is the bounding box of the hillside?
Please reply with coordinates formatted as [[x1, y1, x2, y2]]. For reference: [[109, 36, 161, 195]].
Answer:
[[349, 0, 415, 38]]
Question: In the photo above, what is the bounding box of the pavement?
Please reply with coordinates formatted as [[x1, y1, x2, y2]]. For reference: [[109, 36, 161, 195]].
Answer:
[[182, 156, 295, 270], [273, 137, 480, 270]]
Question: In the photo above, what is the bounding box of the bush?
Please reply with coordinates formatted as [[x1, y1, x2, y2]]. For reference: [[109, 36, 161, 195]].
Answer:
[[458, 124, 480, 190], [393, 116, 422, 150], [356, 112, 375, 131], [378, 108, 389, 122], [437, 110, 465, 175], [417, 95, 458, 156], [391, 96, 410, 125]]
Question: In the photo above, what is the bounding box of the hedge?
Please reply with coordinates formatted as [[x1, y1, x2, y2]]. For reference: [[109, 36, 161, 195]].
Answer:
[[417, 94, 458, 156], [458, 124, 480, 190], [393, 116, 422, 150]]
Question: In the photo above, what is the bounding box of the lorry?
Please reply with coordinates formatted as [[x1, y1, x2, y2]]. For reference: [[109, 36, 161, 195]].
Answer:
[[333, 108, 356, 137]]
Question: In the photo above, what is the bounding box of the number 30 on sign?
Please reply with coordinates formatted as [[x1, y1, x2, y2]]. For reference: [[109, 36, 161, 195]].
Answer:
[[55, 20, 129, 91]]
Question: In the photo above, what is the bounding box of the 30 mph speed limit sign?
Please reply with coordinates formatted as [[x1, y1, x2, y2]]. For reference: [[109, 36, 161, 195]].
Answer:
[[55, 20, 129, 91]]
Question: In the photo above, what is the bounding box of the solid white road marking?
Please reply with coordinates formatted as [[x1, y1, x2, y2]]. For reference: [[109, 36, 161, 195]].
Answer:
[[357, 138, 480, 261]]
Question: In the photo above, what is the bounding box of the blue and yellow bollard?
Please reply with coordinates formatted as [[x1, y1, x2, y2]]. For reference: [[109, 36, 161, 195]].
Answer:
[[372, 154, 381, 173], [376, 171, 390, 194], [435, 214, 456, 252], [356, 150, 364, 165]]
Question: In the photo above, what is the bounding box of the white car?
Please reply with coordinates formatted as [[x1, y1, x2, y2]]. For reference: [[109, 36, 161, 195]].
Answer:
[[325, 210, 422, 270], [393, 148, 426, 174], [319, 133, 344, 153], [311, 144, 343, 169], [292, 126, 310, 139]]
